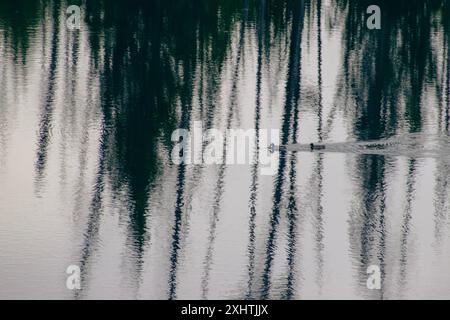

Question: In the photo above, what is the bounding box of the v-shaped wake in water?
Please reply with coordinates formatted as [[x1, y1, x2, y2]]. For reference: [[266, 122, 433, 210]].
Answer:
[[276, 133, 450, 159]]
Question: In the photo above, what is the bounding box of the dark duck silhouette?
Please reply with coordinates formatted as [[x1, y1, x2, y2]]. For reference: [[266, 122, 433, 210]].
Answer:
[[310, 143, 325, 151]]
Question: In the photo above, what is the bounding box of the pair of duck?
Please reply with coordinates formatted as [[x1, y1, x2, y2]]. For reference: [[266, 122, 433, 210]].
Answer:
[[268, 143, 326, 153]]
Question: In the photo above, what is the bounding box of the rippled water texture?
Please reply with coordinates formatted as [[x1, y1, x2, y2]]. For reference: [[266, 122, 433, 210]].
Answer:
[[1, 0, 450, 299]]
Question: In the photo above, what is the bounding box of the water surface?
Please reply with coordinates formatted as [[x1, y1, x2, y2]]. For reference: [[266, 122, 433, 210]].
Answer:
[[1, 0, 450, 299]]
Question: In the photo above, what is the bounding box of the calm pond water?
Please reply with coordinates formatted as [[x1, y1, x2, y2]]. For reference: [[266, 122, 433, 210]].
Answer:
[[1, 0, 450, 299]]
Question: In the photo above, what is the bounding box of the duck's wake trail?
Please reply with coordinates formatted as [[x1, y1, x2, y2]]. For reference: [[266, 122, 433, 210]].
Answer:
[[279, 133, 450, 159]]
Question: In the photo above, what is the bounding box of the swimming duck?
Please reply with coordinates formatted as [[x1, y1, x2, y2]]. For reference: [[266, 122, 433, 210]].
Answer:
[[310, 143, 325, 151]]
